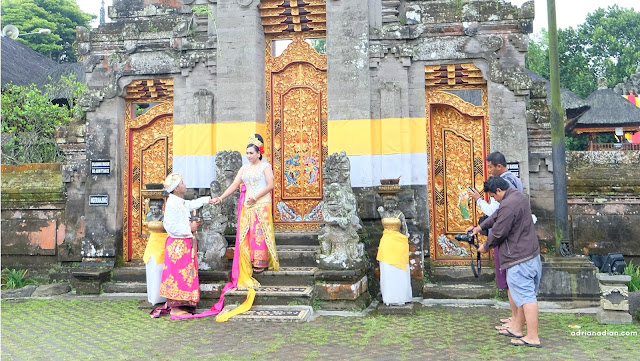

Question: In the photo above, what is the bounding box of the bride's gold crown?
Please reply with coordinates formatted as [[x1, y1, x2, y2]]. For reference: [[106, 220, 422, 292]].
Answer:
[[248, 134, 263, 147]]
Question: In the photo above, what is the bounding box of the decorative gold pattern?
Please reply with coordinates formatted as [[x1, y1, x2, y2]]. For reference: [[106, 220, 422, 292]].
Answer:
[[264, 29, 327, 230], [159, 275, 199, 302], [123, 80, 173, 260], [167, 238, 189, 264], [125, 79, 174, 100], [179, 262, 197, 287], [259, 0, 326, 35], [425, 64, 486, 87], [425, 67, 490, 266]]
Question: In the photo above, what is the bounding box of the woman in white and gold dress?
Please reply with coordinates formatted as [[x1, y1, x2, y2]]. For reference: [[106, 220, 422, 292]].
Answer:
[[171, 134, 280, 321], [376, 196, 412, 305]]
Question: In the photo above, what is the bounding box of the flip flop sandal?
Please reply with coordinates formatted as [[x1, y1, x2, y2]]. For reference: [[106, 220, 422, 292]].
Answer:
[[500, 317, 512, 323], [499, 329, 523, 338], [495, 325, 510, 330], [253, 268, 265, 274], [511, 339, 542, 348]]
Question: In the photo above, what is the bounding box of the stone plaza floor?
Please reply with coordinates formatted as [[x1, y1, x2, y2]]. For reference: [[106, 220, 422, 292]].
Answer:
[[1, 297, 639, 361]]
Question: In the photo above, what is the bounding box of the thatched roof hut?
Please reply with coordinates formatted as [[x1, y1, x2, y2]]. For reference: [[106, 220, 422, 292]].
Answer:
[[573, 88, 640, 135], [1, 37, 85, 105], [35, 62, 86, 101], [1, 37, 56, 88]]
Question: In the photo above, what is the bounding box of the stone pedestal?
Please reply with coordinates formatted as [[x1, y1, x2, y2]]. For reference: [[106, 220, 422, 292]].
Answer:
[[537, 256, 600, 301], [596, 273, 632, 324], [596, 309, 633, 324], [71, 268, 111, 295], [314, 269, 371, 311]]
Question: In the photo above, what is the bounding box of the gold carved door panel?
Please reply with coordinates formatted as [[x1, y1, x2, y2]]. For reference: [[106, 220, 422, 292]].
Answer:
[[123, 79, 173, 260], [425, 64, 491, 266], [265, 36, 328, 231]]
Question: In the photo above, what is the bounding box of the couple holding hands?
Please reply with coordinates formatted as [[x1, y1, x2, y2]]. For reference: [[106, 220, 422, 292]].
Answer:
[[150, 134, 279, 321]]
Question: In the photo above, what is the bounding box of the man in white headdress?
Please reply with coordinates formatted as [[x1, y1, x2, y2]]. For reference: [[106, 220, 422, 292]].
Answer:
[[150, 173, 215, 318]]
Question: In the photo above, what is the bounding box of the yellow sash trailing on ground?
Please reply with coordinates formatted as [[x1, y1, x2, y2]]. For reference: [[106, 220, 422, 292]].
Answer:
[[376, 229, 409, 270], [215, 288, 256, 322], [143, 232, 168, 264]]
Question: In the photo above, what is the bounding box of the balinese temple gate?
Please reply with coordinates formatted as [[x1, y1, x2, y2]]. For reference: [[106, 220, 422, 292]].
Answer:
[[69, 0, 542, 301]]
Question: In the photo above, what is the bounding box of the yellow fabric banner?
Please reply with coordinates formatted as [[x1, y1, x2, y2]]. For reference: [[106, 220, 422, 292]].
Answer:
[[327, 118, 427, 155], [173, 122, 267, 156], [376, 229, 409, 270], [143, 232, 168, 264]]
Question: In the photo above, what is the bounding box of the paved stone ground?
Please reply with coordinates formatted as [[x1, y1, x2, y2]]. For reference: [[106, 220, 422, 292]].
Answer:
[[1, 298, 639, 361]]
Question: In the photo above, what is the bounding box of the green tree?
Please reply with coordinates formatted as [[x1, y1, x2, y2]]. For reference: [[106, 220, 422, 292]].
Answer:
[[1, 74, 86, 164], [581, 5, 640, 88], [526, 6, 639, 98], [1, 0, 94, 62], [525, 30, 549, 79]]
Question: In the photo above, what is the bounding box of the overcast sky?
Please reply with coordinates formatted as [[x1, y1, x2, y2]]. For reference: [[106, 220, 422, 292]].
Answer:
[[77, 0, 637, 32]]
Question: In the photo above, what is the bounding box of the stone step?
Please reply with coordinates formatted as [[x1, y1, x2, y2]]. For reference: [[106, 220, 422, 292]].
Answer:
[[275, 245, 319, 267], [254, 267, 317, 286], [422, 282, 496, 299], [223, 285, 314, 307], [225, 245, 318, 267], [431, 265, 496, 283], [218, 305, 313, 322], [225, 232, 319, 247], [102, 282, 147, 294], [112, 267, 146, 282], [273, 232, 320, 246], [112, 267, 230, 283]]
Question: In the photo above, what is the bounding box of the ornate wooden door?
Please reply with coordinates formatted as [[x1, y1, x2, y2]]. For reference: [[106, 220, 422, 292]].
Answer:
[[123, 79, 174, 260], [424, 65, 491, 266], [261, 0, 328, 231]]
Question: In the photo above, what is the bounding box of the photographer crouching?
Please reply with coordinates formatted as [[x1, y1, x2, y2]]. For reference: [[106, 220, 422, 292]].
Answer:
[[466, 176, 542, 348]]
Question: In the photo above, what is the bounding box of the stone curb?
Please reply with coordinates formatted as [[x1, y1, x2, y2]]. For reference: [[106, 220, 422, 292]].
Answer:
[[1, 290, 603, 315]]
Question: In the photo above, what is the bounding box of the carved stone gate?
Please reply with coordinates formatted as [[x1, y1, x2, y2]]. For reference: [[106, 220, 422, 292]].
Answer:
[[425, 65, 492, 266], [123, 79, 174, 260], [260, 0, 328, 231]]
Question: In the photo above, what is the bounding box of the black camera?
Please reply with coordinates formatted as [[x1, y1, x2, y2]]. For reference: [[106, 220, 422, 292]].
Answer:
[[454, 232, 481, 278], [455, 232, 475, 243]]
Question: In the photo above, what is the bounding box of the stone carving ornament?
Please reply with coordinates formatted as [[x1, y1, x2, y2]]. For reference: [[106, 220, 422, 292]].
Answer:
[[317, 152, 364, 270], [197, 181, 228, 270], [215, 150, 242, 230]]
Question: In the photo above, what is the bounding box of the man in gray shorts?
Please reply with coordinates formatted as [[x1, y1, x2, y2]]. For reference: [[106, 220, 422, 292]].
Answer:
[[467, 176, 542, 347]]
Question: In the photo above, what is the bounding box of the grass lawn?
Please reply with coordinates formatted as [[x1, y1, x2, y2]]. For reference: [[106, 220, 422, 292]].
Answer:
[[1, 299, 639, 361]]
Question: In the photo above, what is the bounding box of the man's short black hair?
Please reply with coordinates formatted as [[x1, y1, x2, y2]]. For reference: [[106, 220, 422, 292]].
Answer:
[[486, 152, 507, 167], [483, 176, 510, 194]]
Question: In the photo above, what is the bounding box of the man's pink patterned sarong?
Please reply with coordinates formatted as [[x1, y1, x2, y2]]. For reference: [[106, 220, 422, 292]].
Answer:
[[150, 236, 199, 318]]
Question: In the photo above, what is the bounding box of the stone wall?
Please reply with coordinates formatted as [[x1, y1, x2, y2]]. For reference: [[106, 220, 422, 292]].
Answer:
[[369, 2, 536, 188], [567, 151, 640, 257], [526, 78, 554, 241], [76, 0, 216, 260], [1, 164, 66, 269], [567, 151, 640, 194]]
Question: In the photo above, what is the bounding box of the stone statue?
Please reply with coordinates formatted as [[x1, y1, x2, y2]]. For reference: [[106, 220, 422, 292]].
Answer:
[[377, 194, 408, 237], [145, 198, 164, 222], [317, 152, 364, 270], [323, 151, 351, 186], [196, 180, 228, 270], [215, 150, 242, 231]]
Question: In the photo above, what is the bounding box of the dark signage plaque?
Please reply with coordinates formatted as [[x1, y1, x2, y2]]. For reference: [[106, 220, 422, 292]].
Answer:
[[89, 195, 109, 206], [507, 162, 520, 178], [91, 160, 111, 175]]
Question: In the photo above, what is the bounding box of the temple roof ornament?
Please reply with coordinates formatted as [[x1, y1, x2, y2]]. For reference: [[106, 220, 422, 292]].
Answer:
[[259, 0, 326, 35]]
